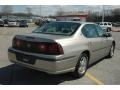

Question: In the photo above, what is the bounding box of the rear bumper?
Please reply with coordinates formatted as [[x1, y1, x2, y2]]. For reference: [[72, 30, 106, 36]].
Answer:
[[8, 47, 77, 74]]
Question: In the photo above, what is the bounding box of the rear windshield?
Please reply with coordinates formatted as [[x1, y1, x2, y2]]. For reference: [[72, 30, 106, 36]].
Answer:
[[33, 22, 81, 36]]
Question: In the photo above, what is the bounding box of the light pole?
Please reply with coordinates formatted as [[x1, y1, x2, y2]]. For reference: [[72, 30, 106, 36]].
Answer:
[[102, 5, 105, 22], [39, 5, 42, 17]]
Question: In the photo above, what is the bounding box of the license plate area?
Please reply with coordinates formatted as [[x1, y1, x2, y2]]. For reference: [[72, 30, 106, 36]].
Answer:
[[16, 53, 36, 64]]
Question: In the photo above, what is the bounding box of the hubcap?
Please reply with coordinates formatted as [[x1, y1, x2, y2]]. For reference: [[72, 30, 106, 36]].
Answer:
[[78, 56, 87, 74]]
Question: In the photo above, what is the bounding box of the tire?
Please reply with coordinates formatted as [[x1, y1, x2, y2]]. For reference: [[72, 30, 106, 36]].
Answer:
[[108, 44, 115, 58], [72, 53, 89, 78]]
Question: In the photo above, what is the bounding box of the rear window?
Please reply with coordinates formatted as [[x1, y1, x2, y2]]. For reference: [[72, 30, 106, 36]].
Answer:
[[33, 22, 81, 36]]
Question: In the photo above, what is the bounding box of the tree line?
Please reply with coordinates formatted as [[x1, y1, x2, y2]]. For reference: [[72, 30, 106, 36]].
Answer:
[[0, 5, 120, 22], [0, 5, 36, 18], [86, 8, 120, 22]]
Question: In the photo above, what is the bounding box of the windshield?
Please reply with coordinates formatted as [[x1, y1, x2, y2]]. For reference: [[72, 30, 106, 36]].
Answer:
[[33, 22, 81, 36]]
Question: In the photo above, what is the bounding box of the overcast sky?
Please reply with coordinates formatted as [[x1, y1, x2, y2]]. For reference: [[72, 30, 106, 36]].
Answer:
[[0, 5, 120, 16]]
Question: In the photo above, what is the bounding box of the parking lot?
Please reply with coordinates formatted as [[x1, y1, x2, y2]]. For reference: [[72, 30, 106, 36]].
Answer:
[[0, 25, 120, 85]]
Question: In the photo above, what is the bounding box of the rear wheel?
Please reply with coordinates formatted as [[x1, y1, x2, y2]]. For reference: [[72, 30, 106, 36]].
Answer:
[[72, 53, 88, 78]]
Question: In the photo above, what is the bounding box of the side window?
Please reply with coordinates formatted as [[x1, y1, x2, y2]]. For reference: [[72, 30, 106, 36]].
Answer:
[[82, 24, 98, 38], [96, 25, 105, 37]]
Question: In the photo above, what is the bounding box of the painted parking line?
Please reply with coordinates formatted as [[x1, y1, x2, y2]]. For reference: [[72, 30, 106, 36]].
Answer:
[[85, 72, 104, 85]]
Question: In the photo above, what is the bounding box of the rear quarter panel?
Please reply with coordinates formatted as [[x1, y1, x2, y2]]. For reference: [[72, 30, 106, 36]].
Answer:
[[55, 27, 90, 66]]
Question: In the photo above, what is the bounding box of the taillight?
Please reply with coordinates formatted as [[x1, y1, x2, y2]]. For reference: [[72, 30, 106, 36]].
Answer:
[[12, 37, 64, 55], [37, 43, 64, 55], [38, 43, 47, 52], [12, 37, 22, 47], [16, 40, 21, 47], [48, 43, 64, 55]]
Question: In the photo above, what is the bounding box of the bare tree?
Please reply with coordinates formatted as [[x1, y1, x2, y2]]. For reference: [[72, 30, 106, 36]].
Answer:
[[1, 5, 13, 19], [112, 8, 120, 16], [112, 8, 120, 22], [26, 7, 33, 15], [56, 6, 65, 16]]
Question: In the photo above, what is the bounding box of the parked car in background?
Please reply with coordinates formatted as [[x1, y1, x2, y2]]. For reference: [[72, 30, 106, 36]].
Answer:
[[35, 19, 48, 26], [4, 19, 9, 25], [8, 21, 115, 78], [35, 18, 55, 26], [99, 22, 112, 32], [112, 22, 120, 27], [19, 20, 28, 27], [8, 20, 17, 27], [0, 19, 4, 27]]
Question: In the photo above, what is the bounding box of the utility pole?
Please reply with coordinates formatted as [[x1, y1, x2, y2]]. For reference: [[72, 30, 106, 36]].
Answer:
[[39, 5, 42, 17], [102, 5, 105, 22]]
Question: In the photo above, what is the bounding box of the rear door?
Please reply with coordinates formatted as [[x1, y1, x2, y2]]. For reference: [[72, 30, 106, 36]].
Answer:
[[82, 24, 104, 63], [95, 25, 112, 56]]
